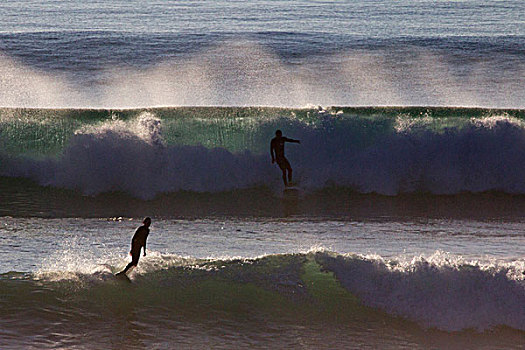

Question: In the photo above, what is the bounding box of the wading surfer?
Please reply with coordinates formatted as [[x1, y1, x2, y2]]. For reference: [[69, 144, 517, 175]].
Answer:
[[270, 130, 300, 187], [116, 217, 151, 276]]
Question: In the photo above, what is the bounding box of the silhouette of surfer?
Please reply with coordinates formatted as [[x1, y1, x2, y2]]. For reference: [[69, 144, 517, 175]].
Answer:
[[270, 130, 300, 187], [116, 217, 151, 276]]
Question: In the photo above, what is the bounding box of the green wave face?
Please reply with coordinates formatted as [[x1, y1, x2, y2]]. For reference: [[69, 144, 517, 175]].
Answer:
[[0, 254, 364, 323]]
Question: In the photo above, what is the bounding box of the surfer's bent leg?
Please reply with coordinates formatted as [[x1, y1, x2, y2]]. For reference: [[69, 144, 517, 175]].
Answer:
[[286, 159, 293, 183], [281, 158, 292, 184], [282, 169, 288, 186], [277, 158, 289, 186], [122, 249, 141, 274]]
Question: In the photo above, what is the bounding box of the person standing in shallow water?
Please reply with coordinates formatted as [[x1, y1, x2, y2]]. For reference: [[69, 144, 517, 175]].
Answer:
[[270, 130, 301, 187], [117, 217, 151, 275]]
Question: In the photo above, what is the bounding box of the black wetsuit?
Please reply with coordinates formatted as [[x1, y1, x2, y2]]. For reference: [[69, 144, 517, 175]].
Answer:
[[271, 135, 299, 186], [122, 225, 149, 273]]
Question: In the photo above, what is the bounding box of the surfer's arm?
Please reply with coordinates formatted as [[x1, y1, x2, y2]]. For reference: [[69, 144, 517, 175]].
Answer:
[[284, 137, 300, 144], [270, 140, 276, 162], [143, 232, 149, 256]]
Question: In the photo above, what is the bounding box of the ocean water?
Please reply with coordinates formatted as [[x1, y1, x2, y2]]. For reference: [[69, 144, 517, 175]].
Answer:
[[0, 0, 523, 108], [1, 1, 525, 349]]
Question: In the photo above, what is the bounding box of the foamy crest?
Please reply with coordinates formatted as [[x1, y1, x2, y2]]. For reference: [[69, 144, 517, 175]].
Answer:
[[316, 251, 525, 331], [35, 234, 118, 282], [295, 112, 525, 195], [75, 112, 164, 146]]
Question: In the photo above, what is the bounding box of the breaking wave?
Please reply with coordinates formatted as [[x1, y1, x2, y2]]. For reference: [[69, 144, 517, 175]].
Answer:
[[2, 251, 524, 333], [2, 107, 525, 198]]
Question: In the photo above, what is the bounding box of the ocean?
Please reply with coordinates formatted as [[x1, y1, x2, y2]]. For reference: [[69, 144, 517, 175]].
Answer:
[[0, 1, 524, 349]]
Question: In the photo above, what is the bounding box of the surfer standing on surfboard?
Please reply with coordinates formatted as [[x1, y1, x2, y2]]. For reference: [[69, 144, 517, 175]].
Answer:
[[270, 130, 300, 187], [116, 217, 151, 276]]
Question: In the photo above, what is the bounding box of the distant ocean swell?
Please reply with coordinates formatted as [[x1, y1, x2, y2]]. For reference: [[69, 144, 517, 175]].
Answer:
[[1, 251, 524, 336], [1, 107, 525, 198]]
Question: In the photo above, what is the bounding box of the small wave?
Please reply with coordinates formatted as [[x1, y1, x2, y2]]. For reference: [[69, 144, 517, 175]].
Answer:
[[5, 251, 524, 332]]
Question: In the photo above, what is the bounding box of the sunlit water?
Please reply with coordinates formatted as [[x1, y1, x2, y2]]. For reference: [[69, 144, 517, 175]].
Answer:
[[2, 217, 524, 275]]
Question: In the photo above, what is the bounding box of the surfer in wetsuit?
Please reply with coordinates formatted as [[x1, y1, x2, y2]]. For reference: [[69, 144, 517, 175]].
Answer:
[[270, 130, 300, 187], [116, 217, 151, 275]]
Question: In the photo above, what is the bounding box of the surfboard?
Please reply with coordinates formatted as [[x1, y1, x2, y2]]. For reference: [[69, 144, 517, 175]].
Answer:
[[284, 186, 300, 193], [115, 271, 132, 283], [283, 186, 302, 199]]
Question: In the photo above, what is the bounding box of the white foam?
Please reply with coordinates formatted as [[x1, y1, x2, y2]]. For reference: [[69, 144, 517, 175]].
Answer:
[[317, 251, 525, 331]]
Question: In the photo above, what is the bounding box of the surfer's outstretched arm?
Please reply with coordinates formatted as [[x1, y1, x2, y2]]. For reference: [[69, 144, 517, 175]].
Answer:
[[284, 137, 300, 144]]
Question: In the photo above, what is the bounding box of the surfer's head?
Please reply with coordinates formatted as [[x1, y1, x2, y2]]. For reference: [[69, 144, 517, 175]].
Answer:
[[275, 130, 282, 137], [143, 217, 152, 227]]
